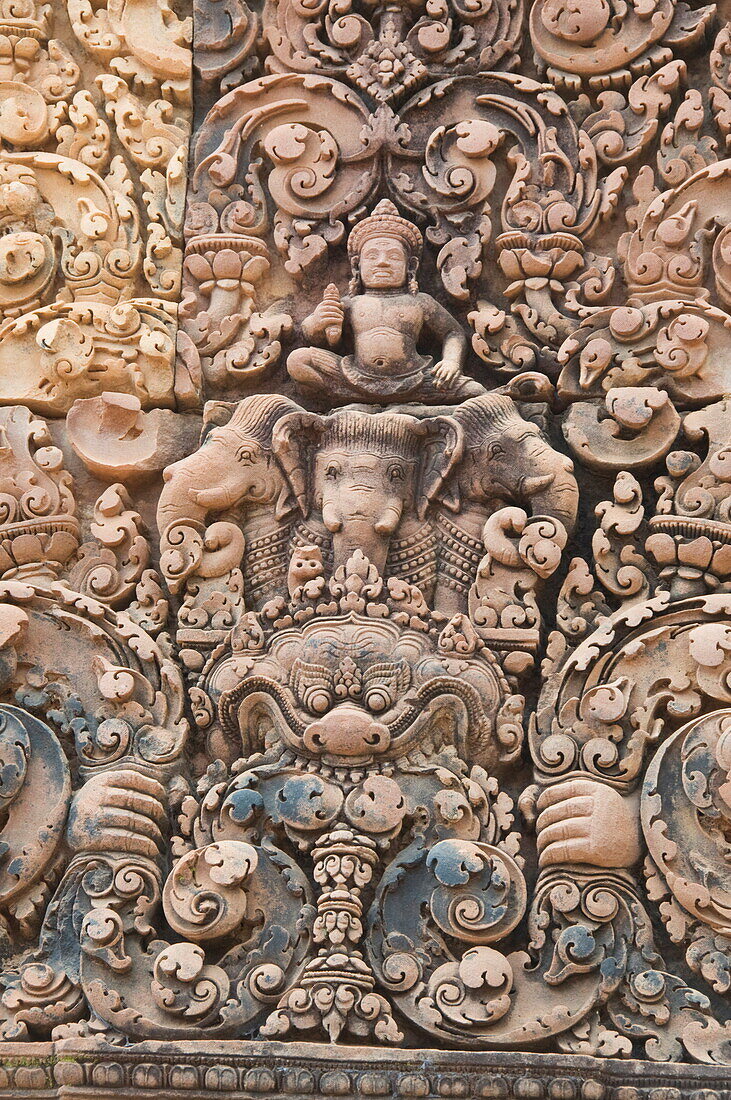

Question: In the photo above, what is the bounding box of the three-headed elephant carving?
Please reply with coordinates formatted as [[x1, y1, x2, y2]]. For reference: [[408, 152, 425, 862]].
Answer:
[[272, 408, 463, 576]]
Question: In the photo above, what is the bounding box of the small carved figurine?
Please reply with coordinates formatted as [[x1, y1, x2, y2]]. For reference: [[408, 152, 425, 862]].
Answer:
[[287, 200, 486, 405], [287, 543, 326, 600]]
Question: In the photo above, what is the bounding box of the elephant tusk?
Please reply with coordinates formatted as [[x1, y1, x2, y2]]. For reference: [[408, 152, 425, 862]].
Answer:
[[519, 473, 554, 497], [374, 506, 402, 535], [322, 501, 343, 533]]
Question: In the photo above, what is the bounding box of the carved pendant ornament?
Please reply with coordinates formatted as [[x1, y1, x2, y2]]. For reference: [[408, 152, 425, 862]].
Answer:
[[2, 0, 731, 1090]]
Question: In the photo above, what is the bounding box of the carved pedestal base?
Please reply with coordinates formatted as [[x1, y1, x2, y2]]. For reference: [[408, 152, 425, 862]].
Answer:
[[3, 1039, 730, 1098]]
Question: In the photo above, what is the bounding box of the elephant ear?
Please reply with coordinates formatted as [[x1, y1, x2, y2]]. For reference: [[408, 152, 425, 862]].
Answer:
[[416, 415, 464, 519], [272, 411, 326, 519]]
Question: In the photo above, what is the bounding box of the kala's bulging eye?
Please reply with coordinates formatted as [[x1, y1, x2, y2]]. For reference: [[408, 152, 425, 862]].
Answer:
[[303, 685, 332, 715], [365, 685, 392, 713]]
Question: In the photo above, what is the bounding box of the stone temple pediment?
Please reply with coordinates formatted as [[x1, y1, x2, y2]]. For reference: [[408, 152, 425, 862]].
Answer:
[[0, 0, 729, 1095]]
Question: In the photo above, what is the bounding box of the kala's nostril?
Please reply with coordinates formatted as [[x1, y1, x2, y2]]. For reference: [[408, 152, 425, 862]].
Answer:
[[302, 704, 391, 759]]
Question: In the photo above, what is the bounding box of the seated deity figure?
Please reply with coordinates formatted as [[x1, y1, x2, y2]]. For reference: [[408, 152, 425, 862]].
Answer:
[[287, 199, 486, 405]]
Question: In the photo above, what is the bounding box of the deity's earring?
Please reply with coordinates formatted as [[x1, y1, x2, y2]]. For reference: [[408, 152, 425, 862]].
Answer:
[[408, 256, 419, 293], [348, 257, 360, 295]]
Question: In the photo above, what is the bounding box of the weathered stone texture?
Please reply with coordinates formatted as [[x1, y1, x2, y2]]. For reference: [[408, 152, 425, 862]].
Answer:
[[0, 0, 730, 1092]]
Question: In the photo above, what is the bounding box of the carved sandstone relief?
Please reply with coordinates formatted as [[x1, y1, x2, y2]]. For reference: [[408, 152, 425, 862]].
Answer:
[[0, 0, 194, 416], [0, 0, 730, 1084]]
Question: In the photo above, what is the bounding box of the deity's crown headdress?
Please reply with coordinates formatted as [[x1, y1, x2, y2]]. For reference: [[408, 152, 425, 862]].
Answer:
[[348, 199, 422, 260]]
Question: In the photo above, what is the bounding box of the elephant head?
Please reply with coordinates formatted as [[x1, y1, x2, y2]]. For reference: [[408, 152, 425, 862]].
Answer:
[[448, 394, 579, 536], [273, 409, 462, 575], [157, 393, 303, 593]]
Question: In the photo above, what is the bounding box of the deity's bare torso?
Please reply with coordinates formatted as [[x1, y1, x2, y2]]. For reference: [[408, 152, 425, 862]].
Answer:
[[346, 292, 436, 379]]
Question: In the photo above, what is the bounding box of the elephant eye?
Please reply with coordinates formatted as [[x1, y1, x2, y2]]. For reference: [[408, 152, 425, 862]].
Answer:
[[325, 462, 340, 479], [487, 442, 505, 459], [236, 446, 255, 466], [387, 463, 405, 483]]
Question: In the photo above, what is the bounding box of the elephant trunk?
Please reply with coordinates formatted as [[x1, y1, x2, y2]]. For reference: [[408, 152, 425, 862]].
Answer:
[[329, 507, 401, 574], [157, 462, 209, 534], [322, 491, 403, 574], [332, 524, 390, 573]]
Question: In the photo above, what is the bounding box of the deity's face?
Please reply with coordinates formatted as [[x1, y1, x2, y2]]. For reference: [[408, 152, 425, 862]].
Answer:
[[358, 236, 409, 290]]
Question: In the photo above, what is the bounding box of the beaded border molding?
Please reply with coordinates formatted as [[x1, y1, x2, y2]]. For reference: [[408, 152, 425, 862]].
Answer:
[[0, 1042, 729, 1098]]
